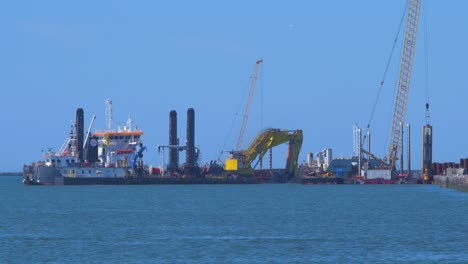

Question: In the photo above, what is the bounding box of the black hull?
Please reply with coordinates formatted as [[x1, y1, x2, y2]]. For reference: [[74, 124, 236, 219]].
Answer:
[[63, 177, 126, 185], [301, 177, 344, 185]]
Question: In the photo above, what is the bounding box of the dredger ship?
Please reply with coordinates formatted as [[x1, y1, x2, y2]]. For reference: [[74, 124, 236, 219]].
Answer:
[[22, 104, 156, 185]]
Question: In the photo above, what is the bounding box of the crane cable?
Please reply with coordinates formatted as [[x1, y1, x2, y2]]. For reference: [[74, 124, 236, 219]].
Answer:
[[217, 111, 239, 164], [362, 1, 408, 149], [423, 1, 431, 124], [217, 66, 256, 163], [259, 62, 264, 131]]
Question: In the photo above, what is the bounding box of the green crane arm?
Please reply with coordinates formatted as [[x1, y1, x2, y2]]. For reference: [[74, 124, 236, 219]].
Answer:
[[241, 129, 303, 177], [285, 130, 303, 177]]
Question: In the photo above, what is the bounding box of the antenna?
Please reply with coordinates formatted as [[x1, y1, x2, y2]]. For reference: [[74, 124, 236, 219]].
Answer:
[[106, 98, 113, 131], [127, 116, 133, 131]]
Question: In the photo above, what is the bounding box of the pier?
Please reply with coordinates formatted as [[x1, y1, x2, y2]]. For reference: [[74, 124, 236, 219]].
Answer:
[[434, 175, 468, 193]]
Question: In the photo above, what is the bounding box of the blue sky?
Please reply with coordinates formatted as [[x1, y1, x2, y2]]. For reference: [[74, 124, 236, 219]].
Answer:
[[1, 0, 467, 172]]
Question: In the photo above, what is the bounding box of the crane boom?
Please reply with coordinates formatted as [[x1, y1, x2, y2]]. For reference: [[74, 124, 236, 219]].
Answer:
[[236, 59, 263, 151], [227, 129, 303, 177], [83, 115, 97, 149], [388, 0, 421, 168]]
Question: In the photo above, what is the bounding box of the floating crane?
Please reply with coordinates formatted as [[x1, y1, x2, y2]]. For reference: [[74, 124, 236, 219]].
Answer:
[[363, 0, 421, 171], [236, 59, 263, 151], [387, 0, 421, 169]]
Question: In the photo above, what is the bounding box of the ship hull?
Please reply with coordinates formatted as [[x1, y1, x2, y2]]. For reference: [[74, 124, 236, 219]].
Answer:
[[25, 176, 257, 185], [23, 166, 258, 185], [23, 166, 64, 185], [63, 177, 126, 185]]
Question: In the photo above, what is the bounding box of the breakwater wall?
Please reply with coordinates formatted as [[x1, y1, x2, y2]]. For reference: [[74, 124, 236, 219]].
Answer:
[[434, 175, 468, 193]]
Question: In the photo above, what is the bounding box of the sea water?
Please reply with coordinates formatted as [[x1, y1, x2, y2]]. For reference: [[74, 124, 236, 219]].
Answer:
[[0, 176, 467, 263]]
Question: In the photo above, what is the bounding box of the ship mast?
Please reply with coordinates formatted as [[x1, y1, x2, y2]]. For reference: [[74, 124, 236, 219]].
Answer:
[[106, 98, 113, 131]]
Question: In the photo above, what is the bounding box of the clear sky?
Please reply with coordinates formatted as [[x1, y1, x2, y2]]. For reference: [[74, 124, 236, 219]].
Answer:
[[1, 0, 467, 172]]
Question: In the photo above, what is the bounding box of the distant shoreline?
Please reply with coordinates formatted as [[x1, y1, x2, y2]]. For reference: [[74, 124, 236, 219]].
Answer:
[[0, 172, 22, 176]]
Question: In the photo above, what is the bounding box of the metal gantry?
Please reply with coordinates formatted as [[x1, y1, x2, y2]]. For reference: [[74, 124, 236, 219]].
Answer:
[[236, 59, 263, 151], [388, 0, 421, 169]]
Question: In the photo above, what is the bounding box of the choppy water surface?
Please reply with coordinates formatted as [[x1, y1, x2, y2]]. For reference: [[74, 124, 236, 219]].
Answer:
[[0, 176, 467, 263]]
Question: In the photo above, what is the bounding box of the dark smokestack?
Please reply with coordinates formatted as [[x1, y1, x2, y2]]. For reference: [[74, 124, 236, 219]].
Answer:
[[76, 108, 84, 161], [85, 136, 99, 163], [186, 108, 195, 167], [168, 110, 178, 170]]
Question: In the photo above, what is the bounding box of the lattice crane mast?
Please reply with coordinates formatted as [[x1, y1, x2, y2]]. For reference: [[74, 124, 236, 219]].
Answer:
[[388, 0, 421, 169], [236, 59, 263, 151]]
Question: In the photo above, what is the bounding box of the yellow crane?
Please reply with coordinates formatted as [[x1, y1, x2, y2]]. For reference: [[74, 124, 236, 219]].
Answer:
[[226, 129, 303, 178]]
